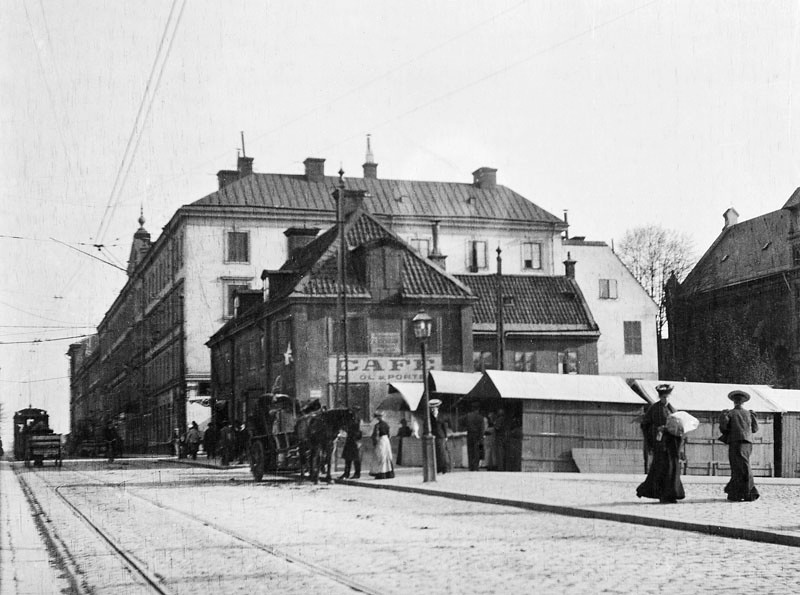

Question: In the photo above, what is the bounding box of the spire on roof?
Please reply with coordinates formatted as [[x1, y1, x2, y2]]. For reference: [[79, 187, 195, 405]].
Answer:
[[363, 134, 378, 179], [365, 134, 375, 164]]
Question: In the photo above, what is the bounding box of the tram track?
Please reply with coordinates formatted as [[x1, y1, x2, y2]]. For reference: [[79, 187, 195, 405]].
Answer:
[[18, 463, 388, 595]]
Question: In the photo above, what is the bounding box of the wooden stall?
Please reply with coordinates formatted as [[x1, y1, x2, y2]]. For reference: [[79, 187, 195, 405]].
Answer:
[[467, 371, 648, 473], [755, 387, 800, 478], [630, 380, 780, 477]]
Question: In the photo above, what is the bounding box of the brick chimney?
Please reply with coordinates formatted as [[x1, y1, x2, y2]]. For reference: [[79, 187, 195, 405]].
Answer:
[[723, 207, 739, 229], [304, 157, 326, 183], [472, 167, 497, 189], [217, 169, 239, 189], [284, 227, 320, 259], [563, 251, 576, 278], [363, 134, 378, 179], [428, 220, 447, 269], [238, 155, 253, 176], [333, 188, 368, 218]]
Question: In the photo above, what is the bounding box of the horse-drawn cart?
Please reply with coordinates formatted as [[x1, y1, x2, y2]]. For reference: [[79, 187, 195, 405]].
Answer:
[[25, 433, 63, 467], [246, 393, 301, 481]]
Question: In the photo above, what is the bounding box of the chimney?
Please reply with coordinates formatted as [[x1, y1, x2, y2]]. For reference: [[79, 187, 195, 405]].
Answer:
[[284, 227, 320, 259], [563, 209, 569, 240], [428, 220, 447, 269], [238, 155, 254, 176], [334, 188, 368, 218], [472, 167, 497, 189], [363, 134, 378, 179], [723, 207, 739, 229], [563, 251, 576, 278], [217, 169, 239, 189], [304, 157, 326, 183]]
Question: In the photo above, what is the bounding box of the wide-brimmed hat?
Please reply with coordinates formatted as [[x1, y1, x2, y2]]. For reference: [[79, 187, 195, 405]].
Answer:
[[655, 383, 674, 395], [728, 390, 750, 403], [428, 398, 442, 408], [373, 411, 384, 418]]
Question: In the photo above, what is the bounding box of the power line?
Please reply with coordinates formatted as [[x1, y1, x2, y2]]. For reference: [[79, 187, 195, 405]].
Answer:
[[0, 334, 92, 345], [0, 375, 70, 384], [49, 237, 127, 273]]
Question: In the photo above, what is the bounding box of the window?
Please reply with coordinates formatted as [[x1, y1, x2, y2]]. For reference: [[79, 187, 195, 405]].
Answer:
[[227, 231, 249, 263], [468, 240, 488, 272], [410, 238, 430, 256], [512, 351, 536, 372], [225, 283, 250, 317], [599, 279, 618, 299], [330, 317, 369, 354], [624, 321, 642, 354], [558, 350, 578, 374], [473, 351, 494, 372], [522, 242, 542, 270]]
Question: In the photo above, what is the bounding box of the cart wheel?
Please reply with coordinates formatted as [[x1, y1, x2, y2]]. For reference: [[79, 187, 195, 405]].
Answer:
[[250, 441, 265, 482]]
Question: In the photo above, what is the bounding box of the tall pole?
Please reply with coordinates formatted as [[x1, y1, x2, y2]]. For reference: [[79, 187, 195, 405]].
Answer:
[[336, 169, 349, 408], [420, 340, 436, 482], [496, 246, 504, 370]]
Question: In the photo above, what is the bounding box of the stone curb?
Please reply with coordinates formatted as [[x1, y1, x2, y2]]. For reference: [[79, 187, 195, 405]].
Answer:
[[340, 479, 800, 548]]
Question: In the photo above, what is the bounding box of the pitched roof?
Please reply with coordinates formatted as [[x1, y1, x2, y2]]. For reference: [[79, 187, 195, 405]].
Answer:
[[681, 208, 792, 294], [454, 273, 598, 333], [269, 209, 475, 302], [192, 173, 564, 225]]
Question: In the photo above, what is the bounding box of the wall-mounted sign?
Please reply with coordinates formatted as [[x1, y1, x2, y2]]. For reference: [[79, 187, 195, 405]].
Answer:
[[369, 332, 401, 355], [328, 356, 441, 383]]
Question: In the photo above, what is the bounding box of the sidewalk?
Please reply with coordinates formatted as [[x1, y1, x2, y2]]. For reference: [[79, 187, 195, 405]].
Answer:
[[166, 456, 800, 547]]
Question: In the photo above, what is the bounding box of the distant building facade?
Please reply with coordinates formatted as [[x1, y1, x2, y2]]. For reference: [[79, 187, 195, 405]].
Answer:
[[68, 144, 570, 451], [667, 195, 800, 387]]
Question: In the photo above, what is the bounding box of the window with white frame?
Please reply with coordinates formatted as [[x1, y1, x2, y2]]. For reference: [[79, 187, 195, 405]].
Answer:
[[522, 242, 542, 270], [410, 238, 430, 256], [468, 240, 488, 272], [599, 279, 618, 299], [624, 320, 642, 354], [226, 231, 249, 263]]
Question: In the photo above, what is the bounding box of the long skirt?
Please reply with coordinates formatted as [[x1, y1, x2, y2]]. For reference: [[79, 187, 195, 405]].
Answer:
[[636, 434, 685, 503], [369, 435, 395, 479], [724, 441, 760, 501]]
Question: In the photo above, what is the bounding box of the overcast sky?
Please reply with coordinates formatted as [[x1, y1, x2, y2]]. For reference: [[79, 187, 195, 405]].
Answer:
[[2, 0, 799, 442]]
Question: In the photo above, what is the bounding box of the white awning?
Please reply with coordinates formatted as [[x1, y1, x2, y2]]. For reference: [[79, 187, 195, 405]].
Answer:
[[744, 386, 797, 413], [382, 382, 424, 411], [631, 380, 782, 413], [428, 371, 482, 395], [469, 371, 644, 404]]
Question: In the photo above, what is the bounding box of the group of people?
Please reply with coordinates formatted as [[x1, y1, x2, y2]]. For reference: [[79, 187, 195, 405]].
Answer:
[[174, 420, 249, 465], [637, 383, 760, 504]]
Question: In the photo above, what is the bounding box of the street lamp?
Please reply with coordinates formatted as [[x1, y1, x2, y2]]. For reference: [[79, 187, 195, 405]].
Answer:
[[412, 309, 436, 483]]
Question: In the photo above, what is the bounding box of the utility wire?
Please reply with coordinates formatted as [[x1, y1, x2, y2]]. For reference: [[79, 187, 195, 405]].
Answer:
[[0, 334, 92, 345], [49, 237, 127, 272], [0, 375, 70, 383]]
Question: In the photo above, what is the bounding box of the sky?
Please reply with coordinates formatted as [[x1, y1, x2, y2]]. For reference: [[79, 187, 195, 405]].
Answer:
[[2, 0, 800, 444]]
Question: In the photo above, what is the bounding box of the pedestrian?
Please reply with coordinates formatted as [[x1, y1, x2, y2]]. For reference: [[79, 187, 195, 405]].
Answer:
[[429, 399, 450, 474], [186, 421, 201, 460], [234, 420, 249, 464], [219, 420, 234, 466], [338, 419, 362, 480], [636, 383, 685, 503], [172, 427, 181, 458], [719, 390, 760, 502], [103, 421, 120, 462], [461, 401, 487, 471], [203, 423, 217, 459], [395, 418, 413, 465], [493, 408, 508, 471], [369, 411, 394, 479], [483, 412, 496, 470]]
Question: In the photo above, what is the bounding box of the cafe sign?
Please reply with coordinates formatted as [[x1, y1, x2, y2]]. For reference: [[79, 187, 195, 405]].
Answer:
[[328, 355, 441, 383]]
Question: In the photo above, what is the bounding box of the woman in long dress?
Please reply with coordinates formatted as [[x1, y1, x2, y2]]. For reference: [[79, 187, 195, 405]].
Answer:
[[369, 411, 395, 479], [636, 384, 685, 503]]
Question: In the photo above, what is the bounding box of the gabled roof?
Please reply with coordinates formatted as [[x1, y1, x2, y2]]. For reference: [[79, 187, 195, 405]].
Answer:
[[630, 379, 781, 413], [454, 273, 599, 334], [270, 208, 476, 302], [192, 173, 565, 226], [681, 208, 792, 294]]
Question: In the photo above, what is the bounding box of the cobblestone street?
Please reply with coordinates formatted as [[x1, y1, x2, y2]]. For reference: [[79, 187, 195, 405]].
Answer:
[[4, 459, 799, 594]]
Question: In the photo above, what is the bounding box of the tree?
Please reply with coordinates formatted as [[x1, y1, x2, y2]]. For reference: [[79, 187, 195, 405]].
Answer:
[[616, 224, 695, 339]]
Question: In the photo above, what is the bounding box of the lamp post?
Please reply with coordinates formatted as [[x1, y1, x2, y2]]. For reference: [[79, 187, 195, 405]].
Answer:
[[412, 309, 436, 483]]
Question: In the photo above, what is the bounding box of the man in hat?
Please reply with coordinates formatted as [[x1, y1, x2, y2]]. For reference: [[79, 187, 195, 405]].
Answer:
[[636, 383, 685, 503], [719, 390, 760, 501], [429, 399, 450, 474]]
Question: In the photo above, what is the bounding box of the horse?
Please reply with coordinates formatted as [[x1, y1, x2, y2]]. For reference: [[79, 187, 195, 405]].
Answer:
[[295, 408, 357, 484]]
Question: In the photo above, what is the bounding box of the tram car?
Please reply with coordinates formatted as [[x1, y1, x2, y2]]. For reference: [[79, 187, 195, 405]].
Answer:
[[13, 407, 63, 467], [245, 393, 302, 481]]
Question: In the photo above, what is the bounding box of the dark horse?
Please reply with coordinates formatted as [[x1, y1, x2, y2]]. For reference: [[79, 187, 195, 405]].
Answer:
[[295, 408, 357, 484]]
